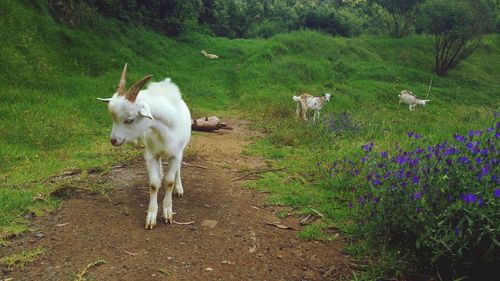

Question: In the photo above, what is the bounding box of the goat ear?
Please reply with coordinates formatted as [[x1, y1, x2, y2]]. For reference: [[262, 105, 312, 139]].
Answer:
[[139, 103, 154, 120], [117, 63, 128, 96], [125, 75, 153, 102], [97, 97, 112, 103]]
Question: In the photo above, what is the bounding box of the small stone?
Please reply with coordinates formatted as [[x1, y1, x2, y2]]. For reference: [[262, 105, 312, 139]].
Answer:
[[201, 220, 218, 229], [205, 267, 213, 272]]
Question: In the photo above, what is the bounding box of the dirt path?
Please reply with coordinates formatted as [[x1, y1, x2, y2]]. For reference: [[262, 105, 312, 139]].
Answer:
[[1, 119, 350, 281]]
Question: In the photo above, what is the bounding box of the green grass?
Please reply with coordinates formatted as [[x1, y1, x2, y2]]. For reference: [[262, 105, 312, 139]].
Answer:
[[0, 247, 46, 269], [1, 1, 499, 279]]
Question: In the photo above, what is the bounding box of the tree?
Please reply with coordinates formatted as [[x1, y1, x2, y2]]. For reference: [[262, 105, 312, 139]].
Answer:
[[419, 0, 495, 76], [372, 0, 423, 38]]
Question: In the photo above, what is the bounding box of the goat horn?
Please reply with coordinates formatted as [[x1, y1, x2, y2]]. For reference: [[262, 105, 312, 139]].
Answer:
[[125, 75, 153, 102], [117, 63, 128, 96]]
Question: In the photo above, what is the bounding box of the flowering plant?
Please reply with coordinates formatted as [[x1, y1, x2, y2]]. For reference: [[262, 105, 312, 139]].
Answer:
[[324, 115, 499, 277]]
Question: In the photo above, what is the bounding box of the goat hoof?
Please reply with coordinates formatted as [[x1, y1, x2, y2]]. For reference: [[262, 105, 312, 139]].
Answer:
[[145, 213, 157, 229], [164, 208, 174, 223]]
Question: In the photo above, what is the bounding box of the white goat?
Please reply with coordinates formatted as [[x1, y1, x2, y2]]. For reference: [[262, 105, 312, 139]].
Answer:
[[293, 93, 331, 122], [201, 49, 219, 59], [398, 90, 430, 111], [98, 64, 191, 230]]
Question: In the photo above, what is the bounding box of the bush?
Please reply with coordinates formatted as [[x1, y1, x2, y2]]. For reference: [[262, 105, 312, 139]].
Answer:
[[323, 114, 500, 279]]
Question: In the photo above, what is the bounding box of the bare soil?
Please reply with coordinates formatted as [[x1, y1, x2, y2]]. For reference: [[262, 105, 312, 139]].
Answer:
[[1, 119, 350, 281]]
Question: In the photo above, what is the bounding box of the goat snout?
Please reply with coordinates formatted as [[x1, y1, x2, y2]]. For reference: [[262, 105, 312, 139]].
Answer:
[[110, 138, 123, 146]]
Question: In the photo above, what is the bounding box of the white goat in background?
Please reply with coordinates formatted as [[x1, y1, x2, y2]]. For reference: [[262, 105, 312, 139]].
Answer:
[[293, 93, 332, 122], [398, 90, 430, 111], [201, 49, 219, 59], [98, 64, 191, 230]]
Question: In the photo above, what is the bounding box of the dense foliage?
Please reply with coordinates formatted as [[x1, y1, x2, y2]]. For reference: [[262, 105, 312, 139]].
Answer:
[[47, 0, 389, 37]]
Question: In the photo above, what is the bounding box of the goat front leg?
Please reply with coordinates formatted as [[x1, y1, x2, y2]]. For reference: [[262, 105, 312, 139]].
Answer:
[[295, 102, 301, 119], [145, 154, 162, 229], [163, 156, 181, 223], [302, 103, 308, 121]]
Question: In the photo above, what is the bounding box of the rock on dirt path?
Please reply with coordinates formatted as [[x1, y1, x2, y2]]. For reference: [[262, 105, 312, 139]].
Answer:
[[1, 119, 350, 281]]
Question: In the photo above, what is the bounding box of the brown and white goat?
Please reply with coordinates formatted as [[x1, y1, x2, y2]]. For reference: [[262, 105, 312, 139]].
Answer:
[[398, 90, 430, 111], [293, 93, 331, 122]]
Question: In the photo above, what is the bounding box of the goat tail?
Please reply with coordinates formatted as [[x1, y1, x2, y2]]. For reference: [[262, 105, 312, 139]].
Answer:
[[292, 96, 300, 102]]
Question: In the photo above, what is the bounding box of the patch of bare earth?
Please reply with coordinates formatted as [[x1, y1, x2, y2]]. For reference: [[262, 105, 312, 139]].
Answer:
[[1, 119, 350, 281]]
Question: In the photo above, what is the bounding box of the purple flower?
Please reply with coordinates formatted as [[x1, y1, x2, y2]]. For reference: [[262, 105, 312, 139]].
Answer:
[[468, 130, 474, 138], [494, 188, 500, 198], [415, 207, 422, 213], [380, 151, 388, 158], [492, 175, 499, 184], [414, 192, 422, 200], [362, 142, 373, 152], [361, 157, 367, 163], [444, 147, 456, 156], [401, 181, 407, 188], [461, 193, 477, 204], [414, 134, 421, 139], [412, 175, 420, 185], [482, 165, 489, 176], [475, 130, 483, 137], [487, 127, 493, 133], [458, 156, 469, 164], [372, 179, 382, 185], [466, 142, 474, 151], [426, 153, 432, 159], [454, 134, 465, 142], [446, 194, 454, 202], [373, 197, 380, 204], [480, 148, 489, 156], [446, 158, 453, 166], [478, 198, 484, 207], [496, 133, 500, 139], [496, 122, 500, 129], [407, 131, 414, 138], [357, 196, 365, 205], [454, 227, 461, 236], [476, 157, 482, 165], [348, 202, 353, 209]]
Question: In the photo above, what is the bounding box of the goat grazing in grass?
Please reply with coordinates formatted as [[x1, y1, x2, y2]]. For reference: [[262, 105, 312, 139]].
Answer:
[[201, 49, 219, 59], [293, 93, 331, 122], [98, 64, 191, 230], [398, 90, 430, 111]]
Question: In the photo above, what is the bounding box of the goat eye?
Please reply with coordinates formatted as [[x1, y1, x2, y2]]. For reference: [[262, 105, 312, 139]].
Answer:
[[124, 119, 134, 124]]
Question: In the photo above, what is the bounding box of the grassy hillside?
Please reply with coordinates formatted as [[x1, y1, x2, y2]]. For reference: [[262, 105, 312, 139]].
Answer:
[[1, 1, 499, 278]]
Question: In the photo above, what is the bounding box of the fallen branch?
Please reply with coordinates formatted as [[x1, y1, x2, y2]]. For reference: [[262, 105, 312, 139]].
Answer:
[[322, 264, 337, 278], [124, 251, 138, 257], [181, 162, 207, 169], [263, 221, 297, 230], [173, 220, 195, 225], [75, 259, 106, 281], [231, 167, 285, 182]]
